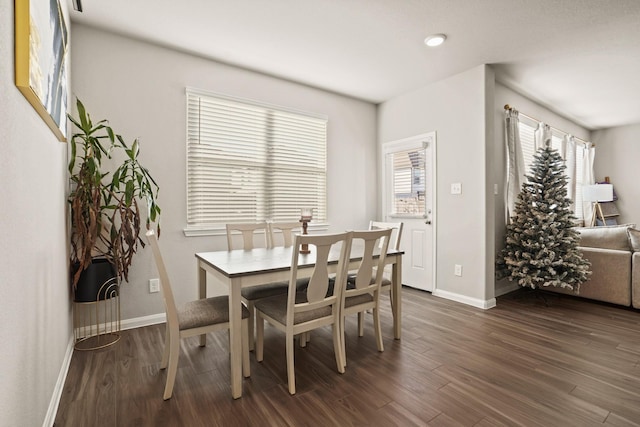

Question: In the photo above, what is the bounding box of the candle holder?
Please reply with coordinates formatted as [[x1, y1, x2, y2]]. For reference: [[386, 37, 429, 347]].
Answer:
[[299, 208, 313, 254]]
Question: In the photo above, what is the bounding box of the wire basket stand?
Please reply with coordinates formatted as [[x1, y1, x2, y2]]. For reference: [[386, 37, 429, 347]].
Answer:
[[73, 278, 121, 351]]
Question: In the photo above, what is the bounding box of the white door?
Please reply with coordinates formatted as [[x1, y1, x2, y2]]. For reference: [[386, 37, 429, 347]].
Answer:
[[382, 133, 435, 292]]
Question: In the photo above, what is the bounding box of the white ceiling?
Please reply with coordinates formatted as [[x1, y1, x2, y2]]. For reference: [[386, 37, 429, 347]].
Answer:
[[67, 0, 640, 130]]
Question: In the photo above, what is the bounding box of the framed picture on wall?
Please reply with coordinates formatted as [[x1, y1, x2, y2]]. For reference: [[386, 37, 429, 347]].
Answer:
[[15, 0, 68, 142]]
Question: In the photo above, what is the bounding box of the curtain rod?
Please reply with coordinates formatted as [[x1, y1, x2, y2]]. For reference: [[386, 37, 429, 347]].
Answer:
[[503, 104, 592, 146]]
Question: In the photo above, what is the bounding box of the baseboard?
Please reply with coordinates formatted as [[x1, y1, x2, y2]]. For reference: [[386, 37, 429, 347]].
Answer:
[[120, 312, 166, 331], [43, 334, 74, 427], [73, 312, 166, 341], [432, 289, 496, 309]]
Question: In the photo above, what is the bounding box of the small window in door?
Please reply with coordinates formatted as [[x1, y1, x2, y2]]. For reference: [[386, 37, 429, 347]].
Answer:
[[391, 149, 426, 216]]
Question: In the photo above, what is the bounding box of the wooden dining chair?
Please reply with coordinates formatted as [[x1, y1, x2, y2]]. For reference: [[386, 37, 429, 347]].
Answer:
[[146, 230, 250, 400], [225, 222, 269, 250], [369, 221, 403, 252], [229, 222, 295, 350], [254, 231, 353, 394], [341, 228, 391, 366], [268, 221, 302, 248], [365, 221, 403, 309]]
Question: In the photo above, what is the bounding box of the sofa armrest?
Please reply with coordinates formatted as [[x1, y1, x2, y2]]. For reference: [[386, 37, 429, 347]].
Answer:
[[632, 252, 640, 309], [576, 247, 631, 306]]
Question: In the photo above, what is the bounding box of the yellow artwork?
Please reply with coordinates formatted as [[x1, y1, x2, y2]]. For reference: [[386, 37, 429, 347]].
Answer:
[[15, 0, 68, 141]]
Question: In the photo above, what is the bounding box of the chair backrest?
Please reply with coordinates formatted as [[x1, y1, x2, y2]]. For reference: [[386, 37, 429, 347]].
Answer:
[[146, 230, 179, 329], [346, 229, 392, 298], [269, 221, 302, 248], [226, 222, 269, 250], [287, 232, 353, 322], [369, 221, 403, 251]]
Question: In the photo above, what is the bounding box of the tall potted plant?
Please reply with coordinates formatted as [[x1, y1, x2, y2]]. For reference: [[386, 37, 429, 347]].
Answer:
[[68, 98, 161, 301]]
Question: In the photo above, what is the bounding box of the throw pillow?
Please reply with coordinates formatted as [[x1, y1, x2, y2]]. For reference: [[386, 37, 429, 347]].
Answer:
[[576, 224, 636, 251], [628, 227, 640, 252]]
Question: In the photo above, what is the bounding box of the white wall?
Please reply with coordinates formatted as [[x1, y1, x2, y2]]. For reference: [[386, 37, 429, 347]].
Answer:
[[71, 24, 378, 320], [592, 123, 640, 225], [493, 82, 592, 296], [378, 65, 495, 308], [0, 2, 72, 426]]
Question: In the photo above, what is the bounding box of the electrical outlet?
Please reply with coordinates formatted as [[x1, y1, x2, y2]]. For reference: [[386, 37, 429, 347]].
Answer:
[[149, 278, 160, 293], [454, 264, 463, 277], [451, 182, 462, 195]]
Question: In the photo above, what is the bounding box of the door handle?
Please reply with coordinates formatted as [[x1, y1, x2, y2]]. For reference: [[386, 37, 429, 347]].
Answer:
[[425, 220, 431, 225]]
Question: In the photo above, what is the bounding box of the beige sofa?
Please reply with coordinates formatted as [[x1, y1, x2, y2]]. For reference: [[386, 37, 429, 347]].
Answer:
[[545, 224, 640, 308]]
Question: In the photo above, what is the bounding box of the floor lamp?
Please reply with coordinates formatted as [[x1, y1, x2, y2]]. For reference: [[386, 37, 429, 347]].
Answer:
[[582, 184, 614, 227]]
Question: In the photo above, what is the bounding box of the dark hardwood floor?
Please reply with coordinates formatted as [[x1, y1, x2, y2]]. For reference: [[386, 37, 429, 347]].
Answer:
[[54, 288, 640, 426]]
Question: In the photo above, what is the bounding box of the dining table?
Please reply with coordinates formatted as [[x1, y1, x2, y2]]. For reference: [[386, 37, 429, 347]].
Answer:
[[195, 242, 403, 399]]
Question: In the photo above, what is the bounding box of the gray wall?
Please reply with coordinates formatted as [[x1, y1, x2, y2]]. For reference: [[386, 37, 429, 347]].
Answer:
[[0, 2, 72, 426], [592, 123, 640, 225], [378, 65, 495, 307], [71, 24, 379, 320]]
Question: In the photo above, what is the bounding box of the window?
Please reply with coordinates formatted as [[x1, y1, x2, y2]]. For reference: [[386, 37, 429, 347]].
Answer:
[[186, 88, 327, 228], [391, 148, 426, 216], [518, 115, 587, 220]]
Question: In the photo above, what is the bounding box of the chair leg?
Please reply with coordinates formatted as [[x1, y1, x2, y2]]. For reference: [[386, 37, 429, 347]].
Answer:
[[163, 333, 180, 400], [357, 311, 364, 337], [340, 316, 347, 370], [160, 322, 170, 369], [246, 300, 255, 351], [333, 322, 346, 374], [388, 287, 394, 313], [242, 319, 251, 378], [299, 331, 311, 347], [286, 334, 296, 395], [373, 307, 384, 352], [256, 312, 264, 362], [300, 332, 307, 348]]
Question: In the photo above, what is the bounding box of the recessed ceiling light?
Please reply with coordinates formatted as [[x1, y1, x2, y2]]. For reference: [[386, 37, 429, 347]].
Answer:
[[424, 34, 446, 47]]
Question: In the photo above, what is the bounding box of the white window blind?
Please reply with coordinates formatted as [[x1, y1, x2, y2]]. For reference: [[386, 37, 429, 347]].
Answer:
[[391, 148, 426, 215], [186, 89, 327, 226], [518, 116, 587, 221]]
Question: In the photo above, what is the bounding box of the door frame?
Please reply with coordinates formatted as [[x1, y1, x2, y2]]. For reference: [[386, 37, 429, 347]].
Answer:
[[381, 132, 437, 293]]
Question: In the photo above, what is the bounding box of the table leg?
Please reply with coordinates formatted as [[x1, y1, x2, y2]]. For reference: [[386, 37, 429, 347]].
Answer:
[[198, 263, 207, 347], [229, 278, 243, 399], [392, 256, 402, 339]]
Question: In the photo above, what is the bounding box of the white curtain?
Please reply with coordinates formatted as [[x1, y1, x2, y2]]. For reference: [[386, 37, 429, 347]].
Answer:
[[581, 143, 596, 224], [534, 123, 552, 150], [562, 135, 578, 212], [505, 108, 525, 222]]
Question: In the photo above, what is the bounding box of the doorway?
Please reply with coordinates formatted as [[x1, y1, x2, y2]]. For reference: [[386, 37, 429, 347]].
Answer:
[[382, 132, 436, 292]]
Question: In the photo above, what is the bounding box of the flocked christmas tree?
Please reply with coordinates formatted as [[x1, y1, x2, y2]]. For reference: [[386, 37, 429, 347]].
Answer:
[[498, 146, 590, 291]]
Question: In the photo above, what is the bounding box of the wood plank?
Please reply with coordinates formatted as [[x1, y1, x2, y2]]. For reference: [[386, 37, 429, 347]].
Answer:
[[55, 289, 640, 426]]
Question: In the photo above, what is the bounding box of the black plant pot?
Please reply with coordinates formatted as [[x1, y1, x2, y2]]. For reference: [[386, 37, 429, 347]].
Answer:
[[73, 258, 118, 302]]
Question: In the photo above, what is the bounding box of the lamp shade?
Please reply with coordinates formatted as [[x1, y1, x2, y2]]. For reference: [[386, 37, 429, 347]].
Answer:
[[582, 184, 613, 202]]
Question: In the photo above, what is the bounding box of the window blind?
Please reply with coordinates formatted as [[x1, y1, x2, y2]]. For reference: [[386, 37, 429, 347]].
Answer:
[[186, 89, 327, 226], [390, 148, 426, 216]]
